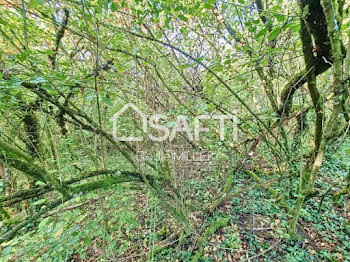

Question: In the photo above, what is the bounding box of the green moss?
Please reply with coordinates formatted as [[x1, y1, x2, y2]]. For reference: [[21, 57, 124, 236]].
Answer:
[[191, 217, 229, 262]]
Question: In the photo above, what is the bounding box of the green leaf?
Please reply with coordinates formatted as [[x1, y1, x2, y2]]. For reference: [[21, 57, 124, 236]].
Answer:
[[276, 14, 285, 22], [30, 76, 46, 84], [7, 78, 22, 88], [38, 217, 52, 231], [42, 84, 55, 92], [346, 148, 350, 156], [35, 181, 46, 186], [267, 26, 281, 41], [180, 27, 189, 35], [28, 0, 39, 8], [102, 96, 113, 106], [207, 103, 216, 111], [28, 0, 45, 8], [177, 14, 188, 22], [256, 27, 268, 38], [33, 198, 46, 206], [2, 246, 12, 256], [38, 50, 54, 55], [248, 26, 257, 33], [189, 2, 201, 14], [0, 17, 6, 26], [271, 5, 283, 12], [290, 23, 300, 33], [132, 47, 139, 55], [85, 95, 96, 102], [16, 52, 28, 62], [204, 3, 213, 9], [143, 47, 153, 55], [111, 2, 118, 12]]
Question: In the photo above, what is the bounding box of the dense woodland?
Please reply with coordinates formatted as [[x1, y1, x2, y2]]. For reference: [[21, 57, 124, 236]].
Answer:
[[0, 0, 349, 261]]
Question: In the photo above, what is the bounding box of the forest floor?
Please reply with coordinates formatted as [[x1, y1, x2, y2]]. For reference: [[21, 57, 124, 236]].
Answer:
[[1, 142, 349, 262]]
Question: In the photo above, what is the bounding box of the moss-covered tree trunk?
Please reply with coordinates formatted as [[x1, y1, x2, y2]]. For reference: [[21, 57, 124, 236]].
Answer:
[[288, 0, 346, 237]]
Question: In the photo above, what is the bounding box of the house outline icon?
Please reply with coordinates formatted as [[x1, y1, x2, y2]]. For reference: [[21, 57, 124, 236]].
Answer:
[[111, 103, 147, 141]]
